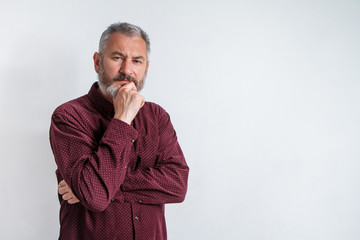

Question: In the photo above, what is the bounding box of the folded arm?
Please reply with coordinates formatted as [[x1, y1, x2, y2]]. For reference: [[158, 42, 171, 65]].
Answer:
[[50, 112, 137, 212], [56, 108, 189, 206], [121, 110, 189, 204]]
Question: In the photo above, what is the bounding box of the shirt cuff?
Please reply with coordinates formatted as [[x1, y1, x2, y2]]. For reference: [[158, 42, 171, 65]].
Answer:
[[102, 118, 139, 145]]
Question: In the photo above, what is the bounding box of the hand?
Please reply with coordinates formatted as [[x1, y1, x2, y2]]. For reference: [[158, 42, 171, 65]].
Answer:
[[112, 81, 145, 124], [58, 180, 80, 204]]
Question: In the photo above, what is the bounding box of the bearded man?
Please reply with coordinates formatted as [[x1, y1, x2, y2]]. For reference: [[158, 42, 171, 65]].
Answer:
[[49, 22, 189, 240]]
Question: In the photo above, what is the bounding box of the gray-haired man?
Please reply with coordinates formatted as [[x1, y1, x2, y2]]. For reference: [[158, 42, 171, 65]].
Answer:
[[50, 22, 189, 240]]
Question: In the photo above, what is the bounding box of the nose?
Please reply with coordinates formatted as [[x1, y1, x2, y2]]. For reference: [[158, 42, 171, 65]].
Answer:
[[119, 58, 133, 76]]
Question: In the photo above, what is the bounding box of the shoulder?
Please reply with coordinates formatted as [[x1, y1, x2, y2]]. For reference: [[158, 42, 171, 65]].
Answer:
[[52, 94, 92, 123], [142, 101, 169, 118], [135, 102, 172, 131], [140, 102, 174, 131]]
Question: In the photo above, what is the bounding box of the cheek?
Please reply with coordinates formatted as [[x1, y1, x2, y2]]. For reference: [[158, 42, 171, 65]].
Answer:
[[103, 63, 119, 77], [135, 66, 147, 79]]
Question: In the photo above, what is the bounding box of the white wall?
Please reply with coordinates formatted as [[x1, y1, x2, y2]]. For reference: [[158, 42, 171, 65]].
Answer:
[[1, 0, 359, 239]]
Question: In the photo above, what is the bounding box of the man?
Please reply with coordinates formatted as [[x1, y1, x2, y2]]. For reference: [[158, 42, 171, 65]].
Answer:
[[49, 22, 189, 240]]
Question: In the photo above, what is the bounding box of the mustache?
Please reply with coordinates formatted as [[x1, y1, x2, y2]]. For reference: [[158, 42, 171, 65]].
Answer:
[[113, 74, 139, 88]]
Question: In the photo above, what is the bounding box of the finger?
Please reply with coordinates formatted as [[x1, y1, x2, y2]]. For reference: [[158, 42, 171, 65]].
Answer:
[[58, 181, 71, 195], [120, 81, 137, 91], [58, 180, 66, 188], [62, 192, 72, 201], [58, 186, 68, 195], [112, 82, 123, 89], [68, 198, 80, 204]]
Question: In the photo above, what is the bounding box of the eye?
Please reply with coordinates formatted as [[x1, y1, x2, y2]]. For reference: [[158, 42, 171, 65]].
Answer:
[[133, 60, 142, 64]]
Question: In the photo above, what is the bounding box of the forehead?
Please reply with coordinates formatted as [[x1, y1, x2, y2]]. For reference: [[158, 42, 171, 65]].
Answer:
[[105, 33, 147, 56]]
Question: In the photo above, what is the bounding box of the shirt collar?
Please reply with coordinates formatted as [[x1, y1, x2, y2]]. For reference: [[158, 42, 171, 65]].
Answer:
[[88, 82, 114, 118]]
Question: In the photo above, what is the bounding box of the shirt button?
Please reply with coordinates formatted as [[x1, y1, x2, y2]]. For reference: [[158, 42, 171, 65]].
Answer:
[[124, 165, 127, 169], [138, 199, 142, 203], [131, 139, 135, 143], [135, 216, 139, 220], [111, 198, 115, 202]]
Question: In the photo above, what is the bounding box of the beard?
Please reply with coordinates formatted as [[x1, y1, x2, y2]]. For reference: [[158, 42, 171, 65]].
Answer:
[[97, 64, 146, 98]]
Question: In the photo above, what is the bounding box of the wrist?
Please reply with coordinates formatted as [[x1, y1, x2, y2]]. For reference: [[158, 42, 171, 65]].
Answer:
[[114, 114, 131, 125]]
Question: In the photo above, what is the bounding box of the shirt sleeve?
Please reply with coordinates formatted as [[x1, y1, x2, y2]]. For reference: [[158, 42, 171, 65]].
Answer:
[[121, 109, 189, 205], [50, 111, 138, 212]]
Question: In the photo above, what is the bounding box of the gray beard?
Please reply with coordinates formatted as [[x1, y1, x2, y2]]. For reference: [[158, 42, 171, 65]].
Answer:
[[97, 65, 146, 98], [99, 82, 119, 98]]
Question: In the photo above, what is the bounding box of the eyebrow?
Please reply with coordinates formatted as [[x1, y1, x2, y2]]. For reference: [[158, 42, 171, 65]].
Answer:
[[111, 51, 145, 60], [111, 51, 125, 57], [133, 56, 145, 60]]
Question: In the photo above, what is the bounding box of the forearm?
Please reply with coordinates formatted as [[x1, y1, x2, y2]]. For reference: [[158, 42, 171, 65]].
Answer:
[[121, 163, 189, 204], [51, 116, 137, 212], [119, 108, 190, 205], [121, 142, 189, 204]]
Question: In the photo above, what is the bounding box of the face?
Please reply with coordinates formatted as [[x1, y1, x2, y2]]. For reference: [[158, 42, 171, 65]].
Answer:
[[94, 33, 149, 97]]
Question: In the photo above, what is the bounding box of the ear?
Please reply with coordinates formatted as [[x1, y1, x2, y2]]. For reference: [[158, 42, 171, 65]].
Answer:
[[93, 52, 100, 73], [145, 61, 150, 75]]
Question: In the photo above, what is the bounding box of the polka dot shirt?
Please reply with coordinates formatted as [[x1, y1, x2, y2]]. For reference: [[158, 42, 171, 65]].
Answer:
[[50, 82, 189, 240]]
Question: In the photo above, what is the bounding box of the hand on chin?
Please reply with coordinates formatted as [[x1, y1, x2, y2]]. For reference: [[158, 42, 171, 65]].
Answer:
[[113, 80, 137, 92]]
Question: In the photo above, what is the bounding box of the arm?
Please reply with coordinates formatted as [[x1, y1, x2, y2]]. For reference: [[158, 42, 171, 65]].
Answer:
[[50, 113, 137, 212], [51, 82, 143, 211], [56, 104, 189, 206], [121, 109, 189, 205]]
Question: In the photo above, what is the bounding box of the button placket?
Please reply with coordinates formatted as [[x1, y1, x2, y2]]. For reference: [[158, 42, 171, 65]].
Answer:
[[131, 203, 142, 238]]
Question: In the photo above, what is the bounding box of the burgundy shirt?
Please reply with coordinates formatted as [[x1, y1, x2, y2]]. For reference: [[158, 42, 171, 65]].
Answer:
[[49, 82, 189, 240]]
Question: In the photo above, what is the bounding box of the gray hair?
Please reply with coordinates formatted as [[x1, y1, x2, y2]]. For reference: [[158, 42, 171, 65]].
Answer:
[[98, 22, 150, 59]]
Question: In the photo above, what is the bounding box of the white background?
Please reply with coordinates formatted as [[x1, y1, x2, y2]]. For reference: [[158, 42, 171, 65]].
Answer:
[[1, 0, 359, 239]]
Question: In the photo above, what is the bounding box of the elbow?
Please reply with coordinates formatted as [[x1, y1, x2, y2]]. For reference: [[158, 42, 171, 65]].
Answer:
[[176, 184, 188, 203], [89, 205, 108, 213], [76, 183, 112, 212], [179, 167, 189, 202], [74, 169, 113, 212], [169, 187, 187, 203], [83, 197, 110, 213], [172, 174, 189, 203], [174, 194, 186, 203]]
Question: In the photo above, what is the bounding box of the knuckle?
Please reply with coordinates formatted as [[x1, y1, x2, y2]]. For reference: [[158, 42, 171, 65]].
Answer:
[[58, 188, 65, 194]]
